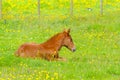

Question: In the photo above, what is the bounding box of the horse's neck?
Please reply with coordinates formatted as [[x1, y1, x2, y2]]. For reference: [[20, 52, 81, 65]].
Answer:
[[41, 33, 65, 51]]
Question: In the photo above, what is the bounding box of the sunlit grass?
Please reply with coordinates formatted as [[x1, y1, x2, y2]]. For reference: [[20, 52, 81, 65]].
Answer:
[[0, 13, 120, 79]]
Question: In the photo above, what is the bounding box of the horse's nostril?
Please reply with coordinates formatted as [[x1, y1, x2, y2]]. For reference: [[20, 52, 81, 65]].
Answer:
[[72, 48, 76, 52]]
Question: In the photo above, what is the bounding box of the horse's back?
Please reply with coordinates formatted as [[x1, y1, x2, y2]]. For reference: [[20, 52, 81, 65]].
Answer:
[[15, 43, 39, 58]]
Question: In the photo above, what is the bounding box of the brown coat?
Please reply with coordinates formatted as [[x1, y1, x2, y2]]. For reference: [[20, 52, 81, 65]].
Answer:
[[15, 29, 76, 61]]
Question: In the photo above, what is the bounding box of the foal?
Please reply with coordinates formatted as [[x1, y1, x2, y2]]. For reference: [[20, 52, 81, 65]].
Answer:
[[15, 29, 76, 61]]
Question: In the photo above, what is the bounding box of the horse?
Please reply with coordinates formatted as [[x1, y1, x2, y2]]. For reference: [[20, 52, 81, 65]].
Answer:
[[15, 29, 76, 61]]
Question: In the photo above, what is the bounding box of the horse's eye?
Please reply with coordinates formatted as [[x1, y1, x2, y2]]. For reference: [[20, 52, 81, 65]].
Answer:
[[70, 38, 73, 42]]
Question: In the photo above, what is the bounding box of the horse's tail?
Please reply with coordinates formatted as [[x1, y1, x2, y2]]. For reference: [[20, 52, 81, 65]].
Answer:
[[14, 45, 24, 57]]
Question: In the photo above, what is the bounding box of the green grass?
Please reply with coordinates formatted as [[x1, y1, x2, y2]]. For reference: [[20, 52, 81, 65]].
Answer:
[[0, 6, 120, 80]]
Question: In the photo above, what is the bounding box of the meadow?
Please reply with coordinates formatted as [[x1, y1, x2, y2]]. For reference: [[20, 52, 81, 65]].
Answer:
[[0, 0, 120, 80]]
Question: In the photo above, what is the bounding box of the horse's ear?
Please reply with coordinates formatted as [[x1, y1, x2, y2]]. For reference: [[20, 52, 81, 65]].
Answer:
[[67, 28, 70, 33], [63, 29, 67, 33], [63, 28, 70, 33]]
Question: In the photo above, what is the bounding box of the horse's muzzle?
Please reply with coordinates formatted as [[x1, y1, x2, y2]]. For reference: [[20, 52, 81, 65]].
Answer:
[[72, 47, 76, 52]]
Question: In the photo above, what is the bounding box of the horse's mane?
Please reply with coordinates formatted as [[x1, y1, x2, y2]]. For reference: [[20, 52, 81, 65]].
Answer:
[[44, 32, 64, 44]]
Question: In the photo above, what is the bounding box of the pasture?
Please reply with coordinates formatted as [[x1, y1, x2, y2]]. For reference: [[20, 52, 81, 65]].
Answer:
[[0, 0, 120, 80]]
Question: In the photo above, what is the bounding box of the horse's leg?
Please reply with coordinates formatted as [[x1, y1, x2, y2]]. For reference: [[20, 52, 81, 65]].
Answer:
[[57, 57, 67, 61], [45, 53, 66, 61], [54, 53, 59, 58], [44, 54, 55, 61], [54, 53, 67, 61], [44, 56, 51, 61]]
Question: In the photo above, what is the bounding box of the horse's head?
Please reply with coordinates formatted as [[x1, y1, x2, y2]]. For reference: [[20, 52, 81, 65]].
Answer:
[[62, 29, 76, 52]]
